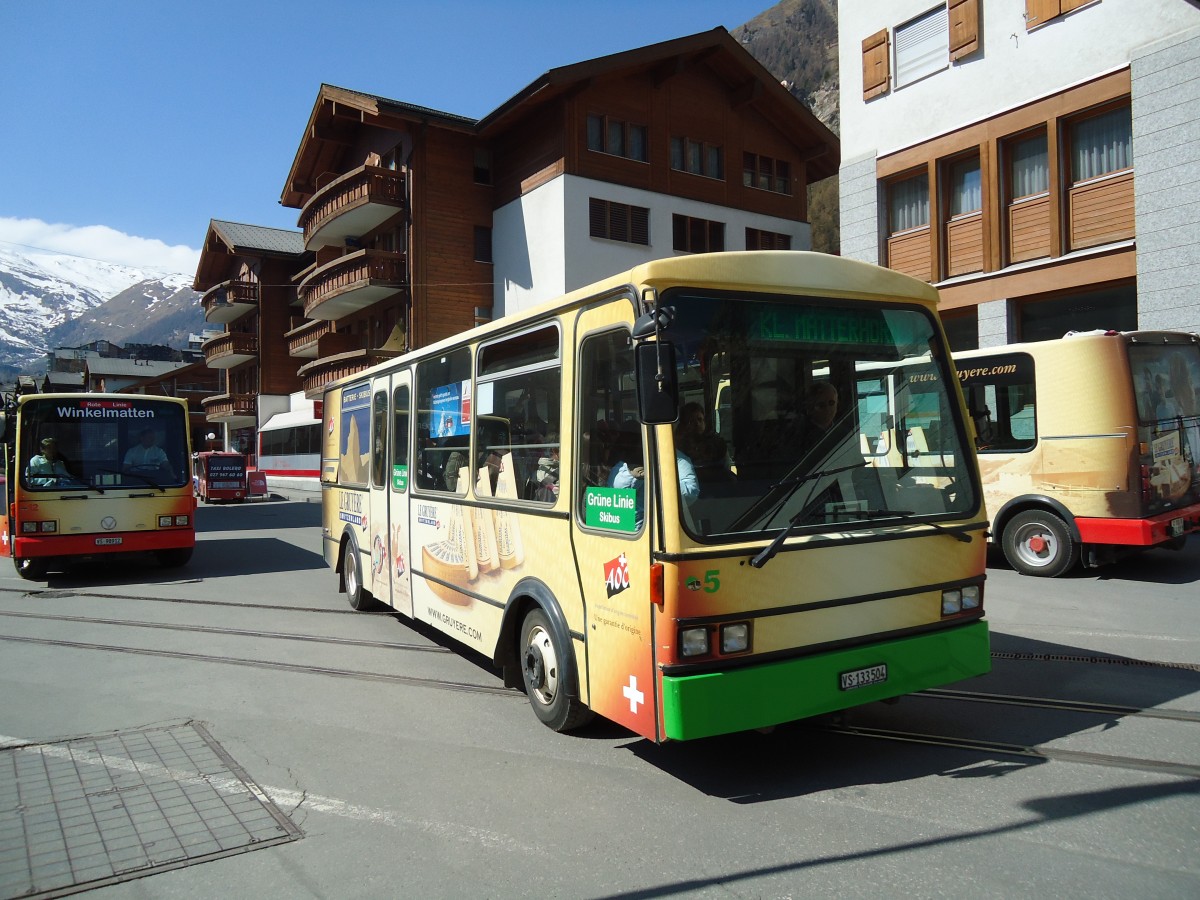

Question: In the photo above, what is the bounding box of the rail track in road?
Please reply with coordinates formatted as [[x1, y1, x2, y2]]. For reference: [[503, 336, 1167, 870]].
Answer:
[[4, 587, 1198, 778]]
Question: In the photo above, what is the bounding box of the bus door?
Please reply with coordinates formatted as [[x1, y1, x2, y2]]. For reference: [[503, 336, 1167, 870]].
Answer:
[[570, 305, 659, 741], [388, 374, 413, 617], [365, 373, 411, 616]]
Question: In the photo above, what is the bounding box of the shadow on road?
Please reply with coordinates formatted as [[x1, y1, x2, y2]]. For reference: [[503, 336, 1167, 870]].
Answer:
[[194, 498, 322, 532], [987, 538, 1200, 585]]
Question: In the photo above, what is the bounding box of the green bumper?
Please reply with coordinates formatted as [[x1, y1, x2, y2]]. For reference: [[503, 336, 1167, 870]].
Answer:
[[661, 620, 990, 741]]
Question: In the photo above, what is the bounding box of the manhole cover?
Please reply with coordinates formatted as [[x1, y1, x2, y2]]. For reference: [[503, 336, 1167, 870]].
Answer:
[[0, 722, 300, 898]]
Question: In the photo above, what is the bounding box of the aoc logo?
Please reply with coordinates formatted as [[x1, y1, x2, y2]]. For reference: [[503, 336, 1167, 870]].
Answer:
[[603, 553, 631, 598]]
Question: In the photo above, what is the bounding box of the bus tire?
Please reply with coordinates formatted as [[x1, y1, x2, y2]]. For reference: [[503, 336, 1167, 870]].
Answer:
[[156, 547, 193, 568], [14, 557, 48, 581], [519, 607, 591, 732], [1002, 510, 1078, 577], [342, 533, 373, 611]]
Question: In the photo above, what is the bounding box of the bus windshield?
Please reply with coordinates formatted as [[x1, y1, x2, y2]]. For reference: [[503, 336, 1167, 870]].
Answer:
[[18, 396, 190, 491], [665, 290, 977, 539]]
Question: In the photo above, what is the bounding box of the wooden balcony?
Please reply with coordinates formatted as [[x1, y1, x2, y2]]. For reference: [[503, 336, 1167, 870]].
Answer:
[[202, 392, 257, 427], [298, 249, 407, 320], [202, 279, 259, 324], [285, 318, 334, 359], [297, 347, 402, 400], [299, 164, 407, 251], [202, 331, 259, 369]]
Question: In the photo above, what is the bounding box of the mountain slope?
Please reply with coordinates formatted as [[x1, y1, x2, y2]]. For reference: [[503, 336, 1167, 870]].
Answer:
[[0, 246, 201, 373]]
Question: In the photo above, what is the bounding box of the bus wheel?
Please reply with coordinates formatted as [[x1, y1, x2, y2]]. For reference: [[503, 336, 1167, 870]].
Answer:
[[156, 548, 193, 568], [343, 534, 373, 611], [519, 607, 592, 732], [1002, 510, 1078, 577], [14, 557, 48, 580]]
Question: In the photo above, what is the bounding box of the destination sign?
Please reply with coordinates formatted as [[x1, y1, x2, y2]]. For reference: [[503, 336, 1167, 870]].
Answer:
[[748, 306, 905, 347]]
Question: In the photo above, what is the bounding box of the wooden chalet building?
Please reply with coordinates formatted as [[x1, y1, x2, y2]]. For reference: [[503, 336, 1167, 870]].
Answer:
[[279, 27, 840, 398], [192, 219, 310, 455]]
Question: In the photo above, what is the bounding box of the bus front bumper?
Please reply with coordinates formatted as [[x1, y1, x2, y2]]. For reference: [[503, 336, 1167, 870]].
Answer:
[[1075, 502, 1200, 547], [12, 530, 195, 559], [660, 620, 990, 741]]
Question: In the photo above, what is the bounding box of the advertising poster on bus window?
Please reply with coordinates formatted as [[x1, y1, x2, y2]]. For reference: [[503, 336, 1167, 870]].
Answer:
[[431, 381, 471, 438], [339, 384, 372, 485]]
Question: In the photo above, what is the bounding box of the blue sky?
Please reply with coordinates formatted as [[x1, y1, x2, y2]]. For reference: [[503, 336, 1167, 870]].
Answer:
[[0, 0, 771, 276]]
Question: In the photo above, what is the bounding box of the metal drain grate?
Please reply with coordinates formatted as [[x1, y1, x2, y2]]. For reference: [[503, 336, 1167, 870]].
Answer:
[[0, 722, 301, 899]]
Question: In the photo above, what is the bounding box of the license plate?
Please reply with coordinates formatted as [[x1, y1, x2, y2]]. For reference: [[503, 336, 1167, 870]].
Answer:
[[1169, 517, 1186, 537], [94, 537, 123, 546], [840, 663, 888, 691]]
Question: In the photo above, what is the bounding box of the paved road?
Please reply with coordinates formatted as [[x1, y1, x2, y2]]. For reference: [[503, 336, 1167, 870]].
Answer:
[[1, 496, 1197, 898]]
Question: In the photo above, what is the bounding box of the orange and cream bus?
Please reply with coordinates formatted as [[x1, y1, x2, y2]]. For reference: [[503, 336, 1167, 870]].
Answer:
[[0, 393, 196, 579], [954, 331, 1200, 576], [321, 251, 990, 741]]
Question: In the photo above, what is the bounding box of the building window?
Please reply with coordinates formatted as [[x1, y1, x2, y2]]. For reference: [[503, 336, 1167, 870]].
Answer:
[[1018, 283, 1138, 342], [673, 215, 725, 253], [895, 5, 949, 87], [1070, 106, 1132, 183], [743, 153, 791, 194], [1010, 133, 1049, 199], [746, 228, 792, 251], [473, 148, 493, 185], [948, 156, 981, 218], [670, 137, 724, 179], [474, 226, 492, 263], [587, 114, 648, 163], [888, 173, 930, 234], [589, 198, 650, 245]]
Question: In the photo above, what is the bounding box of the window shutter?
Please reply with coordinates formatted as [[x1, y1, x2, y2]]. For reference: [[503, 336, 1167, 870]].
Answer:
[[862, 29, 890, 100], [1025, 0, 1061, 30], [1061, 0, 1090, 11], [949, 0, 980, 61], [589, 198, 605, 238], [631, 207, 649, 246]]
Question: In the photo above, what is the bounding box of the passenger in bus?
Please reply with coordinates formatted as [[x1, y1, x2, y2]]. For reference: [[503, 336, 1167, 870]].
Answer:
[[123, 427, 170, 475], [534, 434, 560, 501], [26, 437, 76, 486], [675, 402, 732, 483], [607, 428, 646, 529]]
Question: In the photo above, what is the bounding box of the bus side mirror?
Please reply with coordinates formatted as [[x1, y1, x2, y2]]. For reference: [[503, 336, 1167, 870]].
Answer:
[[635, 341, 679, 425], [0, 412, 6, 443]]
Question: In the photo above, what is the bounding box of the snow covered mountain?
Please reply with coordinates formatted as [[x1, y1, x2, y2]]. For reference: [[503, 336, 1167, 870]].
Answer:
[[0, 245, 202, 373]]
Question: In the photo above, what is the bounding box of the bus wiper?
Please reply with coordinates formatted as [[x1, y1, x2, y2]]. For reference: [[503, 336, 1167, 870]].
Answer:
[[849, 509, 973, 543], [731, 461, 867, 533], [750, 502, 972, 570]]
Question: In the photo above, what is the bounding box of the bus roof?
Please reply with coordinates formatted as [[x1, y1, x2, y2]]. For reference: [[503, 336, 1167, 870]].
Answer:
[[323, 251, 944, 394]]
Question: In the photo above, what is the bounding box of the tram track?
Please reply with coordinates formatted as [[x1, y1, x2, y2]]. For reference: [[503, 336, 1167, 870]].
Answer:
[[919, 688, 1200, 724], [0, 632, 519, 698], [820, 721, 1200, 779], [0, 608, 452, 654]]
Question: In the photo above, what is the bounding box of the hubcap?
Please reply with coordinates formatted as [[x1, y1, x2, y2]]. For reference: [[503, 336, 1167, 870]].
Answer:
[[1015, 523, 1058, 568], [523, 625, 558, 706]]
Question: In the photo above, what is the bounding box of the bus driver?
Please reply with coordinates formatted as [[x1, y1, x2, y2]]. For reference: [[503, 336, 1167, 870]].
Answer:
[[124, 427, 170, 476]]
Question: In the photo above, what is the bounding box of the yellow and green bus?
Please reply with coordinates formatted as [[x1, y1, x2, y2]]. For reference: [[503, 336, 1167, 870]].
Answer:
[[321, 251, 990, 741], [1, 393, 196, 579]]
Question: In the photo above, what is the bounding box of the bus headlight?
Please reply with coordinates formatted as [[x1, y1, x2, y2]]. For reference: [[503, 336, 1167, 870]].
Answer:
[[41, 521, 57, 533], [942, 585, 982, 616], [720, 623, 750, 654], [21, 522, 37, 533], [680, 627, 710, 657], [174, 515, 189, 526], [158, 516, 173, 527]]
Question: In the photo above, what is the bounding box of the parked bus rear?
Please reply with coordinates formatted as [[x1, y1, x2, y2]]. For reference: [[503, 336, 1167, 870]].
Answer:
[[955, 331, 1200, 575]]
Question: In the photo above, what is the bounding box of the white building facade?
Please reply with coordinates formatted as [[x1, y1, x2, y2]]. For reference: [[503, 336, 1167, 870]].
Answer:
[[838, 0, 1200, 347]]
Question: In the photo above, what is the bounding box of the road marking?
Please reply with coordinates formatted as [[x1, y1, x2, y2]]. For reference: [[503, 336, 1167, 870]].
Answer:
[[1, 730, 535, 854]]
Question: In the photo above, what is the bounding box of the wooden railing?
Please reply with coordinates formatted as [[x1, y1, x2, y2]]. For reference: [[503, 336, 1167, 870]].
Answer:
[[202, 331, 258, 363], [298, 249, 407, 318], [202, 279, 259, 320], [298, 164, 407, 246], [285, 319, 334, 357], [297, 348, 402, 399], [201, 392, 258, 419]]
